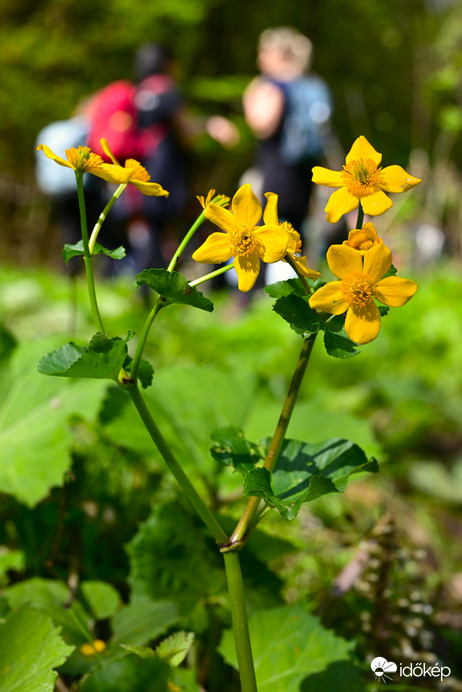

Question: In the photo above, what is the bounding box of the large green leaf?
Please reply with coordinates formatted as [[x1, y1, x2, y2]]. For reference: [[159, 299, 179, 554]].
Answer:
[[135, 268, 213, 312], [272, 294, 323, 336], [0, 339, 107, 506], [38, 332, 133, 381], [219, 605, 362, 691], [80, 581, 121, 620], [0, 605, 74, 692], [243, 438, 378, 520], [112, 595, 179, 646], [81, 656, 171, 692], [322, 316, 361, 359]]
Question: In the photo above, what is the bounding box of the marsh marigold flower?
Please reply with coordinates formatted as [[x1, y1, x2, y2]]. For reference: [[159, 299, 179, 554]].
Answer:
[[36, 144, 105, 173], [263, 192, 321, 279], [193, 184, 288, 291], [312, 136, 421, 223], [309, 243, 417, 344], [96, 139, 169, 196], [343, 222, 383, 255], [80, 639, 106, 656]]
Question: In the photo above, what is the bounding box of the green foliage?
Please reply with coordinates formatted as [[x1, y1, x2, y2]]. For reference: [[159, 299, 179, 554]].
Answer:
[[211, 425, 262, 474], [0, 605, 74, 692], [155, 630, 195, 667], [219, 605, 363, 691], [62, 241, 126, 264], [0, 339, 107, 506], [38, 332, 133, 381], [272, 294, 323, 337], [135, 268, 214, 312], [243, 438, 378, 519], [112, 596, 179, 646], [80, 656, 171, 692], [322, 316, 361, 359]]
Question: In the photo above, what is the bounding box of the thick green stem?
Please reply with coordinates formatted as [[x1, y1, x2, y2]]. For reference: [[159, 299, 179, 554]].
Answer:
[[222, 551, 258, 692], [127, 384, 229, 545], [230, 332, 317, 546], [75, 171, 105, 333], [89, 183, 127, 254], [356, 200, 364, 229]]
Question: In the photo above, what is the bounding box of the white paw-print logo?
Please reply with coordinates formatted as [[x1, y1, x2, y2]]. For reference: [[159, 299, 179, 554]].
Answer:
[[370, 657, 398, 683]]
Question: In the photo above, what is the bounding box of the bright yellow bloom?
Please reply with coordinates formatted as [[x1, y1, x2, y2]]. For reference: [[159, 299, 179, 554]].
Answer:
[[312, 136, 421, 223], [309, 243, 417, 344], [263, 192, 321, 280], [96, 139, 169, 197], [193, 184, 289, 292], [80, 639, 106, 656], [343, 222, 383, 255], [197, 189, 230, 209], [36, 144, 105, 173]]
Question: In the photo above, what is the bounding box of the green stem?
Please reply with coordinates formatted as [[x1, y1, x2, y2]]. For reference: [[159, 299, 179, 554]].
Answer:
[[130, 299, 165, 381], [75, 171, 105, 333], [222, 551, 258, 692], [189, 263, 234, 287], [356, 201, 364, 229], [229, 332, 317, 546], [127, 384, 229, 545], [167, 211, 206, 272], [89, 183, 127, 254]]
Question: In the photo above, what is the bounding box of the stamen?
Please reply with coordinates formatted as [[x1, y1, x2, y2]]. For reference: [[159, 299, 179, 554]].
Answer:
[[228, 228, 258, 256], [341, 272, 373, 306], [66, 146, 104, 171], [341, 157, 385, 198], [125, 159, 151, 181]]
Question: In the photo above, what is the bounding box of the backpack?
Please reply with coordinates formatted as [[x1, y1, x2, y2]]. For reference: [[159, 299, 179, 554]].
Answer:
[[280, 76, 332, 166], [86, 80, 142, 162]]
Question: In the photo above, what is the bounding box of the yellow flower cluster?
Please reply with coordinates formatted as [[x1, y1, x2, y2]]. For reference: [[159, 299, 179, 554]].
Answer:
[[309, 136, 420, 344]]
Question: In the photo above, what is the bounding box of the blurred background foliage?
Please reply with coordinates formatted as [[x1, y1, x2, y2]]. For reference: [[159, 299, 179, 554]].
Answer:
[[1, 0, 462, 263]]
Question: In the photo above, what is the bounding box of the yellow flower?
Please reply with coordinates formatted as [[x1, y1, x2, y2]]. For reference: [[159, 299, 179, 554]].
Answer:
[[192, 184, 288, 291], [80, 639, 106, 656], [343, 222, 383, 255], [197, 189, 230, 209], [263, 193, 321, 280], [309, 243, 417, 344], [95, 139, 169, 197], [36, 144, 105, 173], [312, 136, 421, 223]]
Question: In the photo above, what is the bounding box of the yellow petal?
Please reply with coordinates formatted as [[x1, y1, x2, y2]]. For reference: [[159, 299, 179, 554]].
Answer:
[[292, 256, 321, 279], [132, 180, 169, 197], [254, 225, 288, 262], [263, 192, 279, 225], [326, 244, 363, 279], [363, 243, 392, 283], [309, 281, 348, 314], [325, 187, 359, 223], [373, 276, 417, 307], [232, 184, 262, 228], [36, 144, 73, 169], [360, 190, 393, 216], [380, 165, 421, 193], [204, 203, 238, 234], [345, 302, 381, 344], [92, 163, 132, 184], [100, 138, 120, 165], [311, 166, 344, 188], [346, 136, 382, 166], [234, 253, 260, 292], [192, 233, 232, 264]]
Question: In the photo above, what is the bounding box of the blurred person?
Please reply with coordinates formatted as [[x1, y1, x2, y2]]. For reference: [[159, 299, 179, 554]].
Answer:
[[243, 27, 333, 243]]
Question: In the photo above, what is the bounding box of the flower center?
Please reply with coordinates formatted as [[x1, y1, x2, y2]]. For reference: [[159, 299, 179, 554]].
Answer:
[[341, 272, 373, 306], [356, 239, 374, 251], [341, 157, 384, 198], [229, 227, 258, 256], [66, 146, 104, 171], [125, 159, 151, 181]]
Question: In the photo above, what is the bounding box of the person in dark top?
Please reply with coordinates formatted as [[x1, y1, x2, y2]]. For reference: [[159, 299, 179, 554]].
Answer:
[[243, 27, 332, 234]]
